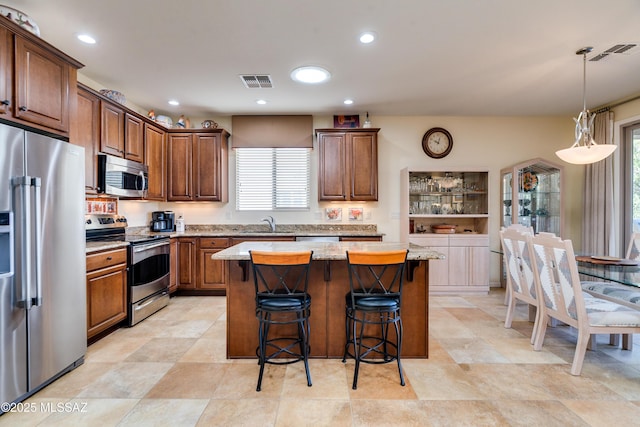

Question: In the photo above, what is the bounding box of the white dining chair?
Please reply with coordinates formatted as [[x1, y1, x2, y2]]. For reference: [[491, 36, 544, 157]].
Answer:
[[529, 232, 640, 375], [499, 227, 540, 344]]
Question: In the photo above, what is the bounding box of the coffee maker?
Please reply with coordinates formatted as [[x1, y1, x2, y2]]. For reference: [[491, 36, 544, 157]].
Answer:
[[150, 211, 175, 232]]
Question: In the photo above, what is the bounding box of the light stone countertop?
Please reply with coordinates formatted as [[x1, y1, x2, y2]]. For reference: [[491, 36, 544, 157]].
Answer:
[[211, 241, 445, 261]]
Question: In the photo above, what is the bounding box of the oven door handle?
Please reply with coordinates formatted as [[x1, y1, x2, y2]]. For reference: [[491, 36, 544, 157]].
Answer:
[[132, 240, 170, 253]]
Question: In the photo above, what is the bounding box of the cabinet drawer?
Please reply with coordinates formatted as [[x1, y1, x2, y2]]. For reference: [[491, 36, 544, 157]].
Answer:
[[87, 248, 127, 272], [199, 237, 230, 248], [449, 235, 489, 247]]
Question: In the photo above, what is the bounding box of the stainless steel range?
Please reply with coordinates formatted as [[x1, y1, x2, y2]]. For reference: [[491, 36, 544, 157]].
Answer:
[[85, 214, 170, 326]]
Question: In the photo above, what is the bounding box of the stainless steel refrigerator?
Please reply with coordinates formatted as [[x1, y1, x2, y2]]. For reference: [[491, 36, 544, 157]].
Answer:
[[0, 122, 86, 409]]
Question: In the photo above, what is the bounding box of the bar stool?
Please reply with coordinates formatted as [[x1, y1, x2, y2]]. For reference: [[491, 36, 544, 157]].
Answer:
[[342, 249, 409, 389], [249, 250, 313, 392]]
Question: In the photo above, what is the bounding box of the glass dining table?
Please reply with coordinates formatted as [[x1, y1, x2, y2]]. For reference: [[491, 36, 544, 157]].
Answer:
[[576, 256, 640, 289]]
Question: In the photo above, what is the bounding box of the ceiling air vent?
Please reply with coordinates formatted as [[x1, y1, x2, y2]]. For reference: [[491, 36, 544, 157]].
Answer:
[[590, 44, 638, 61], [239, 75, 273, 88]]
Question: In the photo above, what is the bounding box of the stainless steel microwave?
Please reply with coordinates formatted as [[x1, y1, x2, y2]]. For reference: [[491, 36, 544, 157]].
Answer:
[[97, 154, 148, 198]]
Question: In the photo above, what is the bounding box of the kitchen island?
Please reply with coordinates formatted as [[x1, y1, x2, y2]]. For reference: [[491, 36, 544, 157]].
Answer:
[[211, 241, 444, 358]]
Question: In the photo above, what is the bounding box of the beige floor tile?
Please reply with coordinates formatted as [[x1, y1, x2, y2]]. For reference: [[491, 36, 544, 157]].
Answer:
[[197, 398, 279, 426], [485, 337, 567, 363], [490, 400, 589, 427], [34, 362, 116, 398], [282, 360, 350, 399], [85, 336, 152, 363], [145, 362, 228, 399], [37, 398, 139, 426], [179, 337, 229, 363], [276, 399, 351, 427], [124, 338, 197, 362], [213, 362, 285, 398], [437, 337, 511, 363], [562, 400, 640, 425], [77, 362, 173, 399], [117, 398, 209, 426], [401, 360, 485, 400], [346, 362, 417, 400]]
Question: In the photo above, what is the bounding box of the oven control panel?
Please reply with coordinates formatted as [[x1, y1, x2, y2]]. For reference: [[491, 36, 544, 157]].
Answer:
[[85, 214, 128, 230]]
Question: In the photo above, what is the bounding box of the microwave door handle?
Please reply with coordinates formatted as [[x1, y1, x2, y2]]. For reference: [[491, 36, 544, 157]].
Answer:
[[138, 170, 147, 198], [31, 177, 43, 306]]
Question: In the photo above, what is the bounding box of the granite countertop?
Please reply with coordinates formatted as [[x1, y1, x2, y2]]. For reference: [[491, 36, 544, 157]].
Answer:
[[211, 241, 445, 261], [86, 224, 383, 254], [127, 224, 384, 239]]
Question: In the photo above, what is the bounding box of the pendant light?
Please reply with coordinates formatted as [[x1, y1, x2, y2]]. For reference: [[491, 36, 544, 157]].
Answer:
[[555, 47, 617, 165]]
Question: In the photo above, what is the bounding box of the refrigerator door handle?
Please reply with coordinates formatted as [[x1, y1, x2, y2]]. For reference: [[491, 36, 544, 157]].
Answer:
[[12, 175, 32, 309], [31, 177, 42, 306]]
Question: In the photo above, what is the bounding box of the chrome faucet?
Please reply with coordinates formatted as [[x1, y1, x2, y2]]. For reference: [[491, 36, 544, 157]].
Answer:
[[261, 215, 276, 232]]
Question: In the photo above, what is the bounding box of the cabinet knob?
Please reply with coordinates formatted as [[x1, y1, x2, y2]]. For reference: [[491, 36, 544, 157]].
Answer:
[[1, 99, 9, 106], [19, 106, 27, 111], [106, 256, 112, 261]]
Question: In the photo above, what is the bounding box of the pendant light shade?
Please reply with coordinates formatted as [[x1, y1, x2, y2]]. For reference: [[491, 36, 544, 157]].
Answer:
[[555, 47, 617, 165]]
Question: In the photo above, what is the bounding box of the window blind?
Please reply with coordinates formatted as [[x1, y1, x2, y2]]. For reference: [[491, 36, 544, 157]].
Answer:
[[236, 148, 310, 211]]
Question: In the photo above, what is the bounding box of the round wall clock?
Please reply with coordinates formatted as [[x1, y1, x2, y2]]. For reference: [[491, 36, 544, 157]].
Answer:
[[422, 127, 453, 159]]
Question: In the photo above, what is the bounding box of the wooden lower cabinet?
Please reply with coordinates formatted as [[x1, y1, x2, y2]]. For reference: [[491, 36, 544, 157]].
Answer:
[[176, 237, 198, 289], [198, 238, 230, 291], [177, 237, 233, 293], [86, 248, 127, 339]]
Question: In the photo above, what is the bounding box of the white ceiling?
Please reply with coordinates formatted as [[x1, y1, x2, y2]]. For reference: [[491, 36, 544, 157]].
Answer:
[[6, 0, 640, 118]]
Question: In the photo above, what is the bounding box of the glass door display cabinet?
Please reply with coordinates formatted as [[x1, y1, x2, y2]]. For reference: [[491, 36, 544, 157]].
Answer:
[[500, 158, 563, 236]]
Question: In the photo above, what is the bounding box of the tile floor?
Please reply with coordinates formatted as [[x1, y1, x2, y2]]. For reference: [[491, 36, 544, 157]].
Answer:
[[2, 290, 640, 426]]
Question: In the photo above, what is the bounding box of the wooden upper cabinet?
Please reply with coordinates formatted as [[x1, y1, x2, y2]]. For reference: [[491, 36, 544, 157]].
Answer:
[[144, 123, 166, 200], [73, 86, 100, 192], [100, 101, 125, 156], [193, 132, 228, 201], [167, 133, 193, 201], [167, 129, 229, 202], [14, 36, 71, 133], [124, 113, 144, 163], [0, 18, 81, 137], [0, 26, 11, 117], [316, 128, 379, 201]]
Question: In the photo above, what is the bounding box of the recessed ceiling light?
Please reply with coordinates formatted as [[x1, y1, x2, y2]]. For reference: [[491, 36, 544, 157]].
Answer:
[[77, 34, 96, 44], [344, 99, 354, 105], [359, 32, 376, 44], [256, 99, 267, 105], [168, 100, 180, 106], [290, 66, 331, 84]]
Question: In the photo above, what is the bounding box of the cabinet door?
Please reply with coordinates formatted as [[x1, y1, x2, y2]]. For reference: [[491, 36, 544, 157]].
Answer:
[[74, 87, 100, 192], [125, 113, 144, 163], [86, 264, 127, 338], [193, 133, 224, 201], [145, 123, 166, 200], [177, 237, 197, 289], [14, 35, 70, 133], [100, 101, 125, 157], [447, 246, 468, 286], [318, 132, 347, 200], [348, 132, 378, 201], [0, 26, 11, 117], [199, 249, 226, 290], [468, 246, 490, 287], [167, 133, 193, 201]]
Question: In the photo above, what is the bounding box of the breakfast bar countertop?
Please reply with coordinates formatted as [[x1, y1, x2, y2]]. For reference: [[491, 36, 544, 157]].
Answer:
[[210, 241, 444, 261]]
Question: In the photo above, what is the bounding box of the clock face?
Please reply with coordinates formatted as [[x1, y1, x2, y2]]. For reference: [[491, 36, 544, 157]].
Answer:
[[422, 128, 453, 158]]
